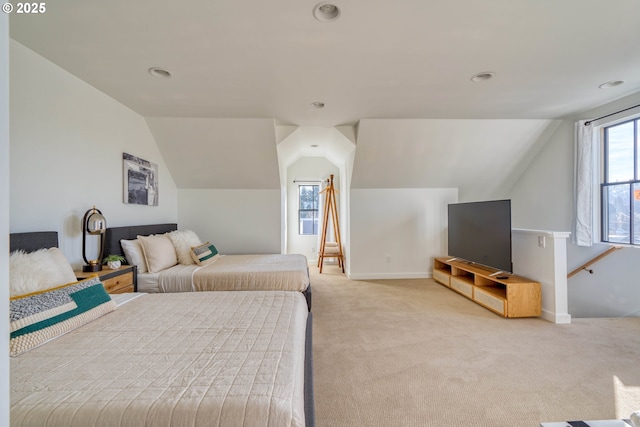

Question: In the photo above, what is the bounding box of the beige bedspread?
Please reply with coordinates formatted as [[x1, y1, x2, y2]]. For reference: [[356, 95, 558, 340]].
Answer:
[[142, 254, 310, 293], [155, 263, 198, 293], [146, 254, 309, 292], [11, 291, 308, 427], [193, 254, 309, 292]]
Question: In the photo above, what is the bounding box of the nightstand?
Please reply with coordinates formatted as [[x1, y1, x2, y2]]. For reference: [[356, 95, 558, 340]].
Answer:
[[74, 265, 137, 294]]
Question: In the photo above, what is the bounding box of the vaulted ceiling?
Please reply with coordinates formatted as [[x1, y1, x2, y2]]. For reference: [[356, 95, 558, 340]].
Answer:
[[10, 0, 640, 124], [9, 0, 640, 190]]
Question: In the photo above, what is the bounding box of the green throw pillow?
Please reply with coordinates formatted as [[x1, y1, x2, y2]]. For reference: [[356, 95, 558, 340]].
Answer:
[[10, 277, 116, 357], [190, 242, 219, 266]]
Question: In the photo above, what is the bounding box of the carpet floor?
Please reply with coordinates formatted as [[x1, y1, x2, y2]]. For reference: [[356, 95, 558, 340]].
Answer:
[[310, 265, 640, 427]]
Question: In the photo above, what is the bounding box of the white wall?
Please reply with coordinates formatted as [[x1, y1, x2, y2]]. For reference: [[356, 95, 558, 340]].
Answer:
[[178, 189, 281, 254], [508, 92, 640, 317], [349, 188, 458, 279], [10, 41, 178, 268], [509, 121, 575, 231], [512, 229, 571, 324], [1, 14, 10, 427], [286, 157, 339, 260], [567, 246, 640, 317], [341, 145, 357, 273]]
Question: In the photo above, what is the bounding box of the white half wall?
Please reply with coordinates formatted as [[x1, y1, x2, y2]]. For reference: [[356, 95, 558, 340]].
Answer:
[[9, 40, 178, 268], [512, 229, 572, 324], [178, 189, 281, 254], [1, 14, 10, 427], [349, 188, 458, 279]]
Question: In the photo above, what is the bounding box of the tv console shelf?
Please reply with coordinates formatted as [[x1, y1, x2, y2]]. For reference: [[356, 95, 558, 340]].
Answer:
[[433, 257, 541, 318]]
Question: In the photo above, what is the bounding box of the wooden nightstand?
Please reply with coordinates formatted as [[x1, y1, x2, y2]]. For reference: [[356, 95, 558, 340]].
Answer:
[[74, 265, 137, 294]]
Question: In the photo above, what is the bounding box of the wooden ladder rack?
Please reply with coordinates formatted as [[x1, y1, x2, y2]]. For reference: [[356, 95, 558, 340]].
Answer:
[[317, 174, 344, 274], [567, 246, 622, 278]]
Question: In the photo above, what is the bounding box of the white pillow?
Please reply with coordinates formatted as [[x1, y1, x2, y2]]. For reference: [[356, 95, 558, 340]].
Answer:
[[10, 247, 78, 297], [137, 234, 178, 273], [120, 239, 148, 273], [167, 229, 202, 265]]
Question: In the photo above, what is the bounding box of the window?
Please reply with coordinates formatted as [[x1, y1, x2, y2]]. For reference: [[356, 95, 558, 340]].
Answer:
[[601, 118, 640, 245], [298, 184, 319, 235]]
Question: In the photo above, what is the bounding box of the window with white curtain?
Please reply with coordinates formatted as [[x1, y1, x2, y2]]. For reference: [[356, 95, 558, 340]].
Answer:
[[601, 117, 640, 245]]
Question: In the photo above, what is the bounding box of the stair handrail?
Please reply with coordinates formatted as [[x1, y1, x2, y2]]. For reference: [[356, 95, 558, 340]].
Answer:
[[567, 245, 622, 278]]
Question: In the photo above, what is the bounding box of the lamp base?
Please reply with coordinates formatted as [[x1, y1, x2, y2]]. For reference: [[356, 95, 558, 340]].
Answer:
[[82, 264, 103, 272]]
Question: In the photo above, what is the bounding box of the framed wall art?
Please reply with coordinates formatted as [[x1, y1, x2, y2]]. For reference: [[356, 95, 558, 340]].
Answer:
[[123, 152, 158, 206]]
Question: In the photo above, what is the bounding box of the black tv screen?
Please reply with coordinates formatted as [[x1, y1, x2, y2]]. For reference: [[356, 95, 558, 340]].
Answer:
[[447, 199, 512, 273]]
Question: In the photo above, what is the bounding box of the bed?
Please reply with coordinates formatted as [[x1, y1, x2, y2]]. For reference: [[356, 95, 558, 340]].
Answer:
[[9, 231, 315, 427], [104, 223, 312, 310]]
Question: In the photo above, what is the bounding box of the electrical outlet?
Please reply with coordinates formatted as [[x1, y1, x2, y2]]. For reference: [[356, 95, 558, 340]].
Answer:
[[311, 247, 316, 253], [385, 255, 391, 263], [538, 236, 546, 248]]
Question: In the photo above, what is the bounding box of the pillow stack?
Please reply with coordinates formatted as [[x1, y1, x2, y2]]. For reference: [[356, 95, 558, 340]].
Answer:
[[120, 229, 219, 274]]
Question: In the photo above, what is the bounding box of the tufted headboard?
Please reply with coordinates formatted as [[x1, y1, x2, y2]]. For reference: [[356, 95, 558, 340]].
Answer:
[[104, 223, 178, 258], [10, 231, 59, 253]]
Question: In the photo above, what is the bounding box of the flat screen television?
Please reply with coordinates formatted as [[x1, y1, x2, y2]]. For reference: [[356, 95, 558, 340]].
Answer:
[[447, 199, 512, 273]]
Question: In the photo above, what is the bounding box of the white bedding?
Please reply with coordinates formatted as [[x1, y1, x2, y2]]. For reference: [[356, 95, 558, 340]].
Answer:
[[11, 291, 308, 427], [138, 254, 310, 294]]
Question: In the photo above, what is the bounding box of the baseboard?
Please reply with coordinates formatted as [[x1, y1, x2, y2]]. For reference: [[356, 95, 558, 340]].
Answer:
[[347, 272, 430, 280], [541, 309, 572, 324]]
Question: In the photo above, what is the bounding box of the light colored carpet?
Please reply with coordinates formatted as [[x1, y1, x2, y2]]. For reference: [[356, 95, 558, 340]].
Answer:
[[310, 265, 640, 427]]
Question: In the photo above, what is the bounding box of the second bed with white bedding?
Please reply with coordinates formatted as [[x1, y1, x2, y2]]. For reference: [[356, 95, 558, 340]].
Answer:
[[104, 224, 312, 309], [139, 253, 310, 293]]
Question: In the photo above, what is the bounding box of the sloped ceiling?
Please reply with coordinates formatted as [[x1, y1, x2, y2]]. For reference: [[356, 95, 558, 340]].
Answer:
[[352, 119, 560, 199], [145, 118, 280, 189]]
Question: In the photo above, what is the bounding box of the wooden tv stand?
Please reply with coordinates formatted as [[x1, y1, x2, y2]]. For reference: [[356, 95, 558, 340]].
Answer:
[[433, 257, 541, 318]]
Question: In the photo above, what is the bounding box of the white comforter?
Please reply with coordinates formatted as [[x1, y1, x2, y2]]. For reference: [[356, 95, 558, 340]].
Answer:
[[139, 254, 310, 294], [11, 291, 308, 427]]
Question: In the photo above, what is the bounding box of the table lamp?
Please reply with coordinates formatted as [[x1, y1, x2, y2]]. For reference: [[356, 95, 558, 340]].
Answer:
[[82, 206, 107, 272]]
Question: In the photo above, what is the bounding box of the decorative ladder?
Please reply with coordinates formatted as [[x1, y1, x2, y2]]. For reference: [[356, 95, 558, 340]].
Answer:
[[317, 174, 344, 273]]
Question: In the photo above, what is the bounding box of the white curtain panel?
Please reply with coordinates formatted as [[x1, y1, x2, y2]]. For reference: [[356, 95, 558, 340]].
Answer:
[[573, 120, 595, 246]]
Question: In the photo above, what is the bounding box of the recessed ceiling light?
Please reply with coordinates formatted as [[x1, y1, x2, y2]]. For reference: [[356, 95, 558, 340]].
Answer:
[[598, 80, 624, 89], [471, 72, 495, 82], [148, 67, 172, 78], [313, 2, 340, 21], [310, 101, 325, 109]]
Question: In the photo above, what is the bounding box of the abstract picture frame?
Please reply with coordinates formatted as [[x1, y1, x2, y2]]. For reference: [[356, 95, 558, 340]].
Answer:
[[123, 152, 158, 206]]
